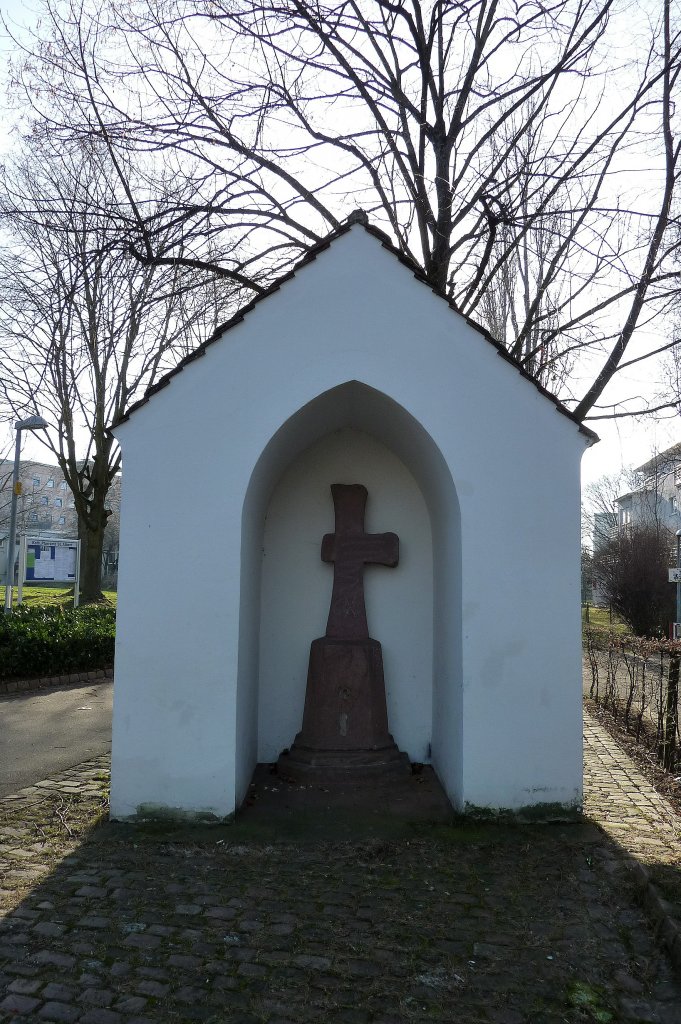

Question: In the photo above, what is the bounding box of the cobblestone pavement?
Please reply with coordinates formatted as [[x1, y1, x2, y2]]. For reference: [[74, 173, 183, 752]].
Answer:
[[583, 715, 681, 860], [0, 715, 680, 1023]]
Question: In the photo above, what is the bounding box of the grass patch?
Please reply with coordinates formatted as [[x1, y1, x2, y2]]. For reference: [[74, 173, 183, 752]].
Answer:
[[566, 980, 614, 1022], [0, 585, 116, 609], [581, 605, 629, 633]]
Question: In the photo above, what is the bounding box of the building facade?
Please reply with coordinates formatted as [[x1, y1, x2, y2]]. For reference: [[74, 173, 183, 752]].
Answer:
[[615, 443, 681, 534], [0, 460, 78, 539]]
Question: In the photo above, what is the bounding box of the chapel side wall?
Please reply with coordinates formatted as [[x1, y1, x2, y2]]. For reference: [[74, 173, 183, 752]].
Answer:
[[110, 418, 243, 820], [234, 389, 346, 805], [455, 423, 585, 813]]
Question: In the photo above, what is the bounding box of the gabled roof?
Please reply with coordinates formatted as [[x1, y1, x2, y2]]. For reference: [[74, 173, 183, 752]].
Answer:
[[114, 213, 598, 443]]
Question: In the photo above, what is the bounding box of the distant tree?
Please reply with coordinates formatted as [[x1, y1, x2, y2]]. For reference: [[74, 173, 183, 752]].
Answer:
[[582, 470, 631, 550], [0, 136, 229, 601], [593, 524, 676, 636], [581, 547, 594, 605]]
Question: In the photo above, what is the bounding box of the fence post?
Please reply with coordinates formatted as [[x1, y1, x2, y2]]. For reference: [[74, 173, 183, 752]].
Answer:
[[662, 652, 679, 771]]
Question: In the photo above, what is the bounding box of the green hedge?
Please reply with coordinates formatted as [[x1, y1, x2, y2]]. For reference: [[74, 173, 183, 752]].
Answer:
[[0, 605, 115, 681]]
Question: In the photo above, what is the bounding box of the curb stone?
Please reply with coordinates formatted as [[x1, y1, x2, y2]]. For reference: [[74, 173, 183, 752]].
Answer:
[[0, 755, 110, 809], [624, 853, 681, 972], [0, 668, 113, 698]]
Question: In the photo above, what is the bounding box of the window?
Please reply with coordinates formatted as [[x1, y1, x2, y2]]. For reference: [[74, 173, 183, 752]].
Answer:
[[29, 513, 38, 523], [58, 516, 65, 525], [620, 507, 631, 526], [54, 498, 62, 508], [69, 500, 75, 508], [32, 477, 40, 487], [46, 479, 54, 488], [59, 481, 67, 490], [40, 496, 48, 506]]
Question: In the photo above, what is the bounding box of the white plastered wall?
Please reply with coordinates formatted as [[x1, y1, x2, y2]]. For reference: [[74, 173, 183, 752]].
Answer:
[[110, 224, 588, 820]]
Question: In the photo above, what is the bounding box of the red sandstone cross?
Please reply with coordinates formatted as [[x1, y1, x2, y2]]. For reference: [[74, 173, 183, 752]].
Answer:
[[321, 484, 399, 641]]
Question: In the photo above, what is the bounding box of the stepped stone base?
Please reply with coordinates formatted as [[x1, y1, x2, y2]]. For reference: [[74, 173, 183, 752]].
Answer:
[[277, 744, 411, 783]]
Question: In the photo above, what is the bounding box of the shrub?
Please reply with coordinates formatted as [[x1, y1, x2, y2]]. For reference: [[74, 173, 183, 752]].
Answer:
[[592, 524, 676, 637], [0, 605, 115, 681]]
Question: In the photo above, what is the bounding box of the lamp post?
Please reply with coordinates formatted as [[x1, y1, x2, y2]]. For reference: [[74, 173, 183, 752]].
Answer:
[[3, 415, 49, 613]]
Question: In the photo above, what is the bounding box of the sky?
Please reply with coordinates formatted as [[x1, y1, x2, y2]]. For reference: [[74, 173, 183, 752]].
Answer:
[[0, 0, 679, 489], [581, 412, 678, 485]]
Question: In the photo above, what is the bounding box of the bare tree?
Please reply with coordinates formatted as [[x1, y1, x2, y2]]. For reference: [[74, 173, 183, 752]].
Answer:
[[9, 0, 681, 416], [0, 136, 230, 600], [582, 470, 626, 550], [581, 545, 594, 604], [593, 524, 676, 635]]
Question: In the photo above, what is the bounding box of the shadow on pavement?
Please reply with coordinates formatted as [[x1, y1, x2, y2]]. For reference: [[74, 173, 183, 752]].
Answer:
[[1, 784, 681, 1023]]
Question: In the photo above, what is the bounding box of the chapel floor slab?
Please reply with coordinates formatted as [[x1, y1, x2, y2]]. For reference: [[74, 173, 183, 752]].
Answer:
[[0, 713, 680, 1023], [234, 762, 454, 841]]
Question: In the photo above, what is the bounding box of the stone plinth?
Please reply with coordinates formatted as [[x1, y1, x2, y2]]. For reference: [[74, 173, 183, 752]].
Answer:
[[282, 636, 409, 776]]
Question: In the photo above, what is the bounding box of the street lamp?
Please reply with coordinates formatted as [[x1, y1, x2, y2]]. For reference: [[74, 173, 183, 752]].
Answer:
[[3, 415, 49, 613]]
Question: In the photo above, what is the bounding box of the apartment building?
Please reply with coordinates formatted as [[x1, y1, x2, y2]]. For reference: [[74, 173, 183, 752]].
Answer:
[[0, 459, 79, 538], [615, 443, 681, 533]]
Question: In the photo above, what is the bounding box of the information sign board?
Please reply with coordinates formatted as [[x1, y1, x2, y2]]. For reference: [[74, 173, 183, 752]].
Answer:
[[17, 536, 81, 607], [669, 569, 681, 583], [25, 539, 77, 581]]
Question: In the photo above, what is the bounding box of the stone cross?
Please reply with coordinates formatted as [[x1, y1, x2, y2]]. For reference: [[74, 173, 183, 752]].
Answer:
[[280, 482, 408, 774], [321, 484, 399, 641]]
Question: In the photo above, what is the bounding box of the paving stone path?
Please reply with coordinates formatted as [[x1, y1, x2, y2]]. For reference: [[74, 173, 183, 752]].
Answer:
[[0, 713, 680, 1023], [584, 715, 681, 860]]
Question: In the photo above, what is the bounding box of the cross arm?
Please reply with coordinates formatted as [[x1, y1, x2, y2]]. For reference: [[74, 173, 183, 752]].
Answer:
[[321, 532, 399, 567]]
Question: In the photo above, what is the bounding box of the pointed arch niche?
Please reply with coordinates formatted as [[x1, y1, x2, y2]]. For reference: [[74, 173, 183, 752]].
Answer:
[[236, 382, 462, 809]]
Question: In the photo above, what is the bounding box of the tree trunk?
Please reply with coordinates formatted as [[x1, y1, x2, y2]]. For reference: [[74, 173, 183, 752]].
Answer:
[[78, 508, 109, 603]]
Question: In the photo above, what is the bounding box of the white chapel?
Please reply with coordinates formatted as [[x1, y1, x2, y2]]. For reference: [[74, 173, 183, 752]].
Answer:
[[109, 214, 596, 821]]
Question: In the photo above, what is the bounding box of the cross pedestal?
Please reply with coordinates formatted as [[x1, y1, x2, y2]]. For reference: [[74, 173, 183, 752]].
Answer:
[[281, 484, 410, 777]]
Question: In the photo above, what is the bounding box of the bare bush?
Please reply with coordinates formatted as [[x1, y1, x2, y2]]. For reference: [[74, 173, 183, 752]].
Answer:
[[592, 525, 676, 637]]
